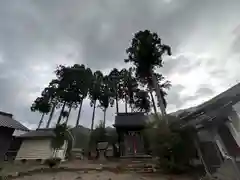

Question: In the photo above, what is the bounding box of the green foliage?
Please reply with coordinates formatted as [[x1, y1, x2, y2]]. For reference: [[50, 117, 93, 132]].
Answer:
[[99, 76, 115, 108], [44, 157, 61, 168], [61, 110, 69, 119], [125, 30, 171, 80], [31, 29, 173, 133], [119, 68, 138, 108], [125, 30, 172, 115], [31, 96, 51, 114], [89, 71, 104, 104], [144, 115, 196, 174], [51, 123, 73, 150], [132, 90, 151, 113]]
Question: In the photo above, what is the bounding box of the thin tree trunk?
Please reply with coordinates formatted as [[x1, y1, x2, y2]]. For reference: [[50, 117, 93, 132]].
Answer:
[[116, 95, 119, 114], [115, 82, 119, 114], [46, 103, 56, 128], [75, 100, 83, 127], [103, 108, 107, 128], [65, 104, 72, 124], [37, 113, 45, 129], [125, 96, 128, 113], [130, 104, 133, 112], [90, 101, 96, 132], [151, 72, 167, 123], [57, 101, 66, 124], [88, 101, 97, 154], [150, 90, 157, 115]]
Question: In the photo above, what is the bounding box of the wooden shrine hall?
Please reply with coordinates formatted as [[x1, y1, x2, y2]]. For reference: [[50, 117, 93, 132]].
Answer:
[[113, 112, 148, 157]]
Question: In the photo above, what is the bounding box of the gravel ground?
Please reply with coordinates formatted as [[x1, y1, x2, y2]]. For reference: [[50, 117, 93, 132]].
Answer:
[[1, 160, 198, 180], [13, 170, 196, 180]]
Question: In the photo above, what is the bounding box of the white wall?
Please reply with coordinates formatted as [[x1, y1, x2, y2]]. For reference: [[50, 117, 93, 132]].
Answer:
[[15, 139, 68, 161], [13, 130, 28, 137], [16, 139, 52, 160], [232, 102, 240, 132], [55, 140, 68, 160], [225, 102, 240, 147]]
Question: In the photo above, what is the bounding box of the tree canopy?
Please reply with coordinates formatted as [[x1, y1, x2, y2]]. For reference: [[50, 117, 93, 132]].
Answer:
[[31, 29, 172, 131]]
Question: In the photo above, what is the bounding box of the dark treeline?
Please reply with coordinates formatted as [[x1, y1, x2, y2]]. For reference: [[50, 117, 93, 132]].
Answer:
[[30, 30, 172, 131]]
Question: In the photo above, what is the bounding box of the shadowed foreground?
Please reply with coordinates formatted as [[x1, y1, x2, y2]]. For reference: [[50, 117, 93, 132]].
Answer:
[[1, 160, 198, 180], [11, 170, 196, 180]]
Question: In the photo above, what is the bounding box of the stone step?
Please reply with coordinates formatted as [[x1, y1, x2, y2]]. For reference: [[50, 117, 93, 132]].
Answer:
[[120, 159, 155, 164], [125, 167, 156, 173], [127, 164, 154, 168]]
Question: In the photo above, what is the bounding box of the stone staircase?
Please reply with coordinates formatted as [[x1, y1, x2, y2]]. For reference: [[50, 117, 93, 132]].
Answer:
[[212, 159, 239, 180], [119, 158, 157, 173]]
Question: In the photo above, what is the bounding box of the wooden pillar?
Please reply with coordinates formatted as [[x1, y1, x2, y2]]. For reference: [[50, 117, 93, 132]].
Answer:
[[193, 135, 212, 177], [210, 128, 224, 163]]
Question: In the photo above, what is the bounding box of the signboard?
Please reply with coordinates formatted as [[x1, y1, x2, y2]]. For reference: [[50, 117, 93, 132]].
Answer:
[[97, 142, 108, 150]]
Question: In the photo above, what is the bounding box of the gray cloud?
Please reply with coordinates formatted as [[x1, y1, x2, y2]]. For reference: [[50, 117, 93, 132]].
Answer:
[[196, 87, 214, 97], [182, 85, 214, 103], [166, 84, 185, 109], [0, 0, 240, 128]]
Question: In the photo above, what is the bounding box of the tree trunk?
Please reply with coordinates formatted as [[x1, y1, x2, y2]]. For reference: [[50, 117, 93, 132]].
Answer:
[[115, 82, 119, 114], [88, 101, 97, 154], [37, 113, 45, 129], [90, 101, 96, 132], [103, 108, 107, 128], [151, 72, 167, 123], [65, 104, 72, 124], [150, 90, 157, 115], [46, 103, 56, 128], [130, 104, 133, 112], [125, 96, 128, 113], [75, 100, 83, 127], [115, 95, 119, 114], [57, 101, 66, 124]]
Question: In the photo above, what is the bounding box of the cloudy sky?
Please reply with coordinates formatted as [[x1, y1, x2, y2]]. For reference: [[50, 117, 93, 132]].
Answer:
[[0, 0, 240, 129]]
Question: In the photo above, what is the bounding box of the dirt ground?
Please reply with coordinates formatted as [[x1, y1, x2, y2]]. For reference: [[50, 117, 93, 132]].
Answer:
[[12, 170, 196, 180], [1, 160, 199, 180]]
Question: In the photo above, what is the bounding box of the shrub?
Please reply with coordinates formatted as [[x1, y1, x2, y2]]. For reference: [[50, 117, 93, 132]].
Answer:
[[44, 157, 61, 168], [147, 118, 196, 174], [21, 159, 27, 164]]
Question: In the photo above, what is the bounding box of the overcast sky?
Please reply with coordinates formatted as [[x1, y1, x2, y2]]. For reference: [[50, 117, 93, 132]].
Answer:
[[0, 0, 240, 129]]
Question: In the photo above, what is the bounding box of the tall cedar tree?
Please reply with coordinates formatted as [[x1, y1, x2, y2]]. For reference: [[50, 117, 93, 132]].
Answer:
[[125, 30, 171, 121]]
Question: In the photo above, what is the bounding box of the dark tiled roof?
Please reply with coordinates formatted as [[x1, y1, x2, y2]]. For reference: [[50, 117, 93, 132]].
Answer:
[[179, 82, 240, 128], [0, 111, 29, 131], [114, 112, 147, 127], [20, 128, 55, 138]]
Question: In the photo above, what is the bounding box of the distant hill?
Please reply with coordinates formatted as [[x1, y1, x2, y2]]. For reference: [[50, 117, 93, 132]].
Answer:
[[70, 125, 90, 149], [70, 125, 116, 149], [71, 125, 91, 135]]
